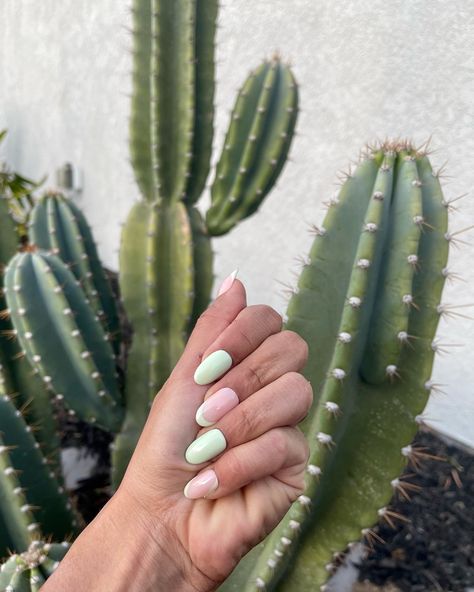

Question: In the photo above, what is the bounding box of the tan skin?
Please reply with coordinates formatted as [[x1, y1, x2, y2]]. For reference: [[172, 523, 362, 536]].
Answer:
[[44, 279, 312, 592]]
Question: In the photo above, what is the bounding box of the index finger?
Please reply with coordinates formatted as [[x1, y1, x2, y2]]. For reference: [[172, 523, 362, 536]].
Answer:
[[171, 277, 247, 381]]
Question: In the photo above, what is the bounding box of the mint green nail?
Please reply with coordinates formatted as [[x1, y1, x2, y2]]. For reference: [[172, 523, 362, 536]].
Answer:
[[185, 429, 227, 464], [194, 349, 232, 385]]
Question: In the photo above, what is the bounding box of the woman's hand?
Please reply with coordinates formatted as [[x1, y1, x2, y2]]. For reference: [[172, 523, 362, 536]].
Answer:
[[45, 276, 312, 592]]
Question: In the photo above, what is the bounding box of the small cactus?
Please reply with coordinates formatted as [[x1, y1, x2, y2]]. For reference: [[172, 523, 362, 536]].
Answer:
[[0, 540, 70, 591]]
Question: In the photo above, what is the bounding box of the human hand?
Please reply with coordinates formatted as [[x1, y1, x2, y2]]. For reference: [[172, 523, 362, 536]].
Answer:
[[44, 275, 311, 592], [119, 276, 312, 590]]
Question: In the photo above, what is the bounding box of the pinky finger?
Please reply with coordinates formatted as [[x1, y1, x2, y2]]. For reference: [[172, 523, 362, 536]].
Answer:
[[184, 427, 309, 500]]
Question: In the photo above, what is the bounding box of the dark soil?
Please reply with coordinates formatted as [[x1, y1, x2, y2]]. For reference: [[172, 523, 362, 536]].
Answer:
[[357, 429, 474, 592]]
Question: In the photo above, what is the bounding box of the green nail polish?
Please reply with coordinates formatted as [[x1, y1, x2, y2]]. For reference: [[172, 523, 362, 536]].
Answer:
[[194, 350, 232, 385], [185, 429, 227, 464]]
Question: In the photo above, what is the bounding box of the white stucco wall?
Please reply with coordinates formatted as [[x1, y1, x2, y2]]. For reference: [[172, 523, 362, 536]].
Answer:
[[1, 1, 473, 446]]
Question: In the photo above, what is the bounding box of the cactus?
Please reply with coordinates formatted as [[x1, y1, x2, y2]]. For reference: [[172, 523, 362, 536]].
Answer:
[[219, 141, 450, 591], [4, 250, 123, 433], [112, 0, 298, 485], [0, 368, 78, 554], [0, 194, 62, 473], [0, 540, 69, 591], [29, 191, 121, 354]]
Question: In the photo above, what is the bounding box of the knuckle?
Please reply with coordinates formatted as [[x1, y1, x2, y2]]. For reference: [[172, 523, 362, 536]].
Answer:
[[243, 363, 266, 392], [249, 304, 283, 331], [224, 448, 246, 483], [282, 372, 313, 413], [281, 330, 309, 362], [197, 308, 231, 331], [237, 404, 258, 436], [268, 429, 289, 459]]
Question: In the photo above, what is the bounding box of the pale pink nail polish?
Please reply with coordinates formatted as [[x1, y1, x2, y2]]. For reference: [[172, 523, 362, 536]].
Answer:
[[184, 469, 218, 499], [195, 387, 239, 427], [217, 269, 238, 297]]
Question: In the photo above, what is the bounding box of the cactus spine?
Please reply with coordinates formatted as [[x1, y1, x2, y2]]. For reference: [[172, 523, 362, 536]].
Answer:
[[219, 142, 450, 591]]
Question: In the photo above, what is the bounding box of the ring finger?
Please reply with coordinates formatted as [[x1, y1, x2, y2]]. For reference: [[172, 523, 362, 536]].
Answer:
[[185, 371, 313, 465]]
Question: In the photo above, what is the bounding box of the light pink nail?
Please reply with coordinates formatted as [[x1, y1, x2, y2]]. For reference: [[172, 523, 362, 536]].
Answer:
[[217, 269, 238, 297], [184, 469, 218, 499], [195, 387, 239, 427]]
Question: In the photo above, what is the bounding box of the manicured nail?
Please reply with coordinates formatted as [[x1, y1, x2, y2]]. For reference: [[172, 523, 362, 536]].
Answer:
[[217, 269, 238, 297], [194, 350, 233, 385], [185, 429, 227, 464], [196, 387, 239, 427], [184, 469, 218, 499]]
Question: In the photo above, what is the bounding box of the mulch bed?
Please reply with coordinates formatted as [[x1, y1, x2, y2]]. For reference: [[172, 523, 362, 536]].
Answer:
[[357, 429, 474, 592]]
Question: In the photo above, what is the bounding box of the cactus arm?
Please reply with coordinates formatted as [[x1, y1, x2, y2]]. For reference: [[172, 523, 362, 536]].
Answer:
[[151, 0, 195, 203], [1, 196, 62, 472], [0, 434, 38, 552], [184, 0, 218, 204], [0, 380, 78, 547], [129, 0, 154, 201], [187, 206, 214, 330], [207, 59, 298, 236], [5, 253, 122, 432], [30, 193, 121, 353]]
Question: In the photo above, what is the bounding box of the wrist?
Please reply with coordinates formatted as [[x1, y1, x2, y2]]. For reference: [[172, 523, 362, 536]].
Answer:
[[43, 491, 213, 592]]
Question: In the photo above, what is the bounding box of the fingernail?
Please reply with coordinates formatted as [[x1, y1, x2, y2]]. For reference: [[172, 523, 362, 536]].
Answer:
[[184, 469, 218, 499], [185, 429, 227, 464], [196, 387, 239, 427], [217, 269, 238, 297], [194, 350, 233, 385]]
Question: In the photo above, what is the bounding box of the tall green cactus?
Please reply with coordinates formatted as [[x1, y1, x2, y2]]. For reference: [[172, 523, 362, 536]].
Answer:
[[112, 0, 298, 485], [219, 142, 450, 591]]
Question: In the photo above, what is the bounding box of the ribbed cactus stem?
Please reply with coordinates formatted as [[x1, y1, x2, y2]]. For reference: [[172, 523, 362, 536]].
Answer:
[[207, 58, 298, 236], [113, 200, 193, 486], [150, 0, 195, 203], [30, 192, 121, 354], [184, 0, 218, 203], [5, 251, 122, 432], [0, 433, 40, 552], [221, 142, 449, 592]]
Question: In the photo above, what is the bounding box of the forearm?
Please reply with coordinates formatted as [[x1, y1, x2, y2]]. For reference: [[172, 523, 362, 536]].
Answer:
[[42, 493, 207, 592]]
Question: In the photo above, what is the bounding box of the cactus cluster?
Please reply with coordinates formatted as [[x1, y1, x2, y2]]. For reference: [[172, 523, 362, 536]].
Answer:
[[0, 1, 460, 590], [0, 0, 299, 574]]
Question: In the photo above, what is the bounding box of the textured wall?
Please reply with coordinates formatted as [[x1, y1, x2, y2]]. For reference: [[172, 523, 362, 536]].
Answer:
[[1, 0, 473, 446]]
